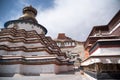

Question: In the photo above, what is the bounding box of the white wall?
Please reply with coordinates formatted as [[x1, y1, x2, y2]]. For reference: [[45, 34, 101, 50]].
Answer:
[[0, 50, 8, 55], [7, 22, 45, 34], [0, 64, 55, 74], [21, 64, 55, 74], [91, 47, 120, 56], [0, 50, 49, 56], [81, 47, 120, 66], [0, 41, 43, 48], [0, 64, 20, 73], [0, 64, 74, 75], [23, 51, 49, 56], [81, 57, 120, 66]]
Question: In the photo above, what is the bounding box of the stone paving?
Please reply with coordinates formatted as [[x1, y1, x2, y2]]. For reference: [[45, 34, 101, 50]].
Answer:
[[0, 70, 90, 80]]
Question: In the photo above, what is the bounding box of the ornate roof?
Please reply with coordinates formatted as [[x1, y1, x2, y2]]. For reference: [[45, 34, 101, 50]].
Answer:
[[55, 33, 74, 42]]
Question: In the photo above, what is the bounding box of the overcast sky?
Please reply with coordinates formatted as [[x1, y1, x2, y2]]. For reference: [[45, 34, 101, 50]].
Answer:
[[0, 0, 120, 41]]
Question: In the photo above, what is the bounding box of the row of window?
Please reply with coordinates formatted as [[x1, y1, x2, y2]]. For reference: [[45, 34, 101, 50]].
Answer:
[[57, 42, 76, 47]]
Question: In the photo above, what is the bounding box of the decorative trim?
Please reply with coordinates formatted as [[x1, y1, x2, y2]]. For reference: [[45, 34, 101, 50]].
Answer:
[[4, 20, 47, 34]]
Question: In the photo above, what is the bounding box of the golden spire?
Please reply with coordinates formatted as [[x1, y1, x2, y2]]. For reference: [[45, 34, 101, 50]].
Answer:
[[19, 5, 38, 23]]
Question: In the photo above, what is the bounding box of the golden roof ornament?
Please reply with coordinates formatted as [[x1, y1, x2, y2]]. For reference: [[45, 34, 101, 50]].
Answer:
[[19, 5, 38, 23], [23, 5, 37, 16]]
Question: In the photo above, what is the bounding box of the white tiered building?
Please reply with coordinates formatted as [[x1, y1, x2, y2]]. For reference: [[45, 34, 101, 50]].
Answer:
[[0, 6, 73, 77], [82, 10, 120, 79]]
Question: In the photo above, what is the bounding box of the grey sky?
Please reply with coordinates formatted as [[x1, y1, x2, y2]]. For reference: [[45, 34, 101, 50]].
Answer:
[[37, 0, 120, 41]]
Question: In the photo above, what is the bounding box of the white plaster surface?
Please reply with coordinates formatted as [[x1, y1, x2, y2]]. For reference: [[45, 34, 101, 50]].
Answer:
[[0, 64, 20, 73], [7, 22, 45, 34], [0, 50, 8, 55], [0, 35, 13, 39], [21, 64, 55, 74], [81, 57, 120, 66], [0, 35, 39, 39], [0, 64, 56, 74], [81, 47, 120, 66], [0, 50, 50, 56], [91, 47, 120, 56], [0, 41, 44, 48], [0, 72, 89, 80], [0, 64, 74, 75], [23, 51, 49, 56]]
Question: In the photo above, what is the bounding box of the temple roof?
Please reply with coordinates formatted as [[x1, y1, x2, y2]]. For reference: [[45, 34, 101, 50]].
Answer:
[[55, 33, 74, 42]]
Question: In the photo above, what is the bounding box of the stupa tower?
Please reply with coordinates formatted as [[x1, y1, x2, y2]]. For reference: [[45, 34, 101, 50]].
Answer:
[[19, 5, 38, 23], [0, 6, 73, 77], [4, 5, 47, 34]]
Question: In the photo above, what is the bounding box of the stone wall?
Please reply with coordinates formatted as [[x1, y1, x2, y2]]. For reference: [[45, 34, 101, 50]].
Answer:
[[0, 64, 20, 74], [0, 64, 56, 76], [0, 64, 74, 76], [21, 64, 55, 75]]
